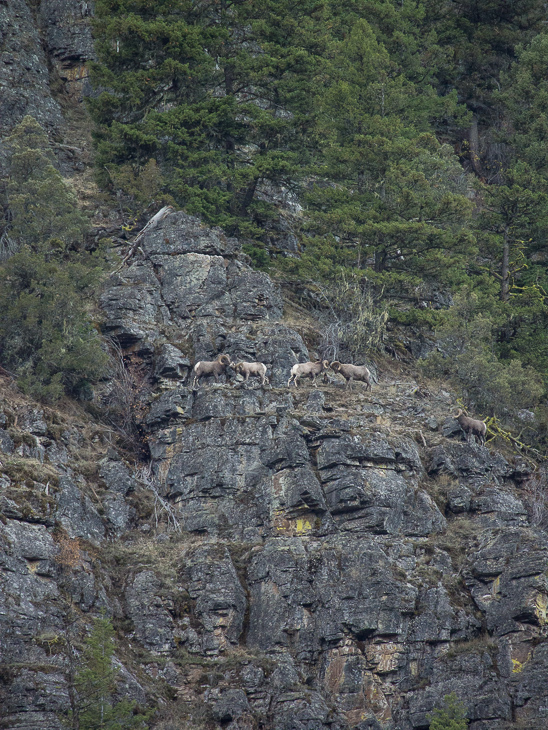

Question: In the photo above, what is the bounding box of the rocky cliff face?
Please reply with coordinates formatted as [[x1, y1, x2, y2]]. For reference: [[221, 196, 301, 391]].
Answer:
[[0, 0, 95, 177], [1, 211, 548, 730]]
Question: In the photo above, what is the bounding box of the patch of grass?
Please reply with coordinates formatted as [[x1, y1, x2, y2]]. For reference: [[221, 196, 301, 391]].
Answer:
[[153, 697, 213, 730], [4, 485, 56, 520], [421, 473, 457, 512], [445, 635, 496, 660], [429, 515, 478, 571], [2, 456, 59, 487], [7, 429, 38, 448], [100, 532, 196, 586]]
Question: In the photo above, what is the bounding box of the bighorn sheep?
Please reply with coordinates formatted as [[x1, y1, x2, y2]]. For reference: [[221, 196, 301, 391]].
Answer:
[[192, 354, 232, 387], [233, 361, 269, 386], [455, 409, 486, 445], [330, 361, 372, 390], [287, 360, 329, 388]]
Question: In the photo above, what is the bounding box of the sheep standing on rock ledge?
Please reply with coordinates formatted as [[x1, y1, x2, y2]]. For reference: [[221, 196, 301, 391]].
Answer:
[[288, 360, 329, 388], [233, 361, 269, 386], [192, 354, 232, 388], [455, 408, 487, 445], [330, 361, 372, 390]]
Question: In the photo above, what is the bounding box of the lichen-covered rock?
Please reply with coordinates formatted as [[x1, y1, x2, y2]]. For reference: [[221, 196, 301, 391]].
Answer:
[[99, 262, 170, 350], [185, 545, 247, 655], [0, 519, 68, 729], [39, 0, 95, 100], [3, 209, 548, 730], [55, 476, 105, 544], [0, 428, 14, 454], [153, 344, 191, 381], [0, 0, 64, 144], [100, 212, 283, 353], [125, 571, 176, 654], [467, 530, 548, 636], [428, 442, 511, 485]]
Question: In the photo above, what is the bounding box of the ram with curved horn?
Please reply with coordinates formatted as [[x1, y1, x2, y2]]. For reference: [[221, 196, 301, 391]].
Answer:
[[192, 354, 233, 388], [330, 361, 372, 390]]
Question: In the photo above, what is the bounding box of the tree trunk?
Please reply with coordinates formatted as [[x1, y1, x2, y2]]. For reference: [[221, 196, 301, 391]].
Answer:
[[469, 115, 483, 179], [374, 248, 386, 273], [239, 176, 259, 216], [501, 226, 510, 301]]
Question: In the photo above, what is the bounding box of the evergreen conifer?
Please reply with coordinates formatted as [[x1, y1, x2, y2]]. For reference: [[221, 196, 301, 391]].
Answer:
[[428, 693, 468, 730], [0, 117, 107, 401], [69, 615, 150, 730]]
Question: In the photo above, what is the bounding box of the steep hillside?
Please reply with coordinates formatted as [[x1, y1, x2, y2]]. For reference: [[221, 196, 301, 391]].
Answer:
[[1, 211, 547, 730], [1, 3, 548, 730]]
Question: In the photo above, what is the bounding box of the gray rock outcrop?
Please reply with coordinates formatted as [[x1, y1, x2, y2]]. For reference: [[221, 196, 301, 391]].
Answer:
[[1, 211, 548, 730]]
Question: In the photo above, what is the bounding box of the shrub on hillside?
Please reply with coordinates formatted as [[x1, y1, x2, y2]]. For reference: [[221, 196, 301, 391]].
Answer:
[[0, 116, 107, 401], [421, 290, 544, 418], [428, 693, 468, 730]]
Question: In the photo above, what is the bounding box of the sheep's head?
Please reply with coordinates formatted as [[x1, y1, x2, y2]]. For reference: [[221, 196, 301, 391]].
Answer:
[[455, 408, 464, 418], [233, 362, 243, 373], [217, 354, 231, 365], [330, 361, 341, 372]]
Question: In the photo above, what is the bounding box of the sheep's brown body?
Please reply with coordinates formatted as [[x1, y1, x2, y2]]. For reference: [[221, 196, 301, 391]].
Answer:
[[330, 361, 372, 390], [192, 354, 232, 387], [455, 409, 486, 445], [288, 360, 329, 388], [233, 361, 269, 386]]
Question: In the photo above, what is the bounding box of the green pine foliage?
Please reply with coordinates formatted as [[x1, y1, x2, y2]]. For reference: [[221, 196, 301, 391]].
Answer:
[[69, 616, 150, 730], [0, 117, 108, 401], [299, 14, 474, 291], [422, 0, 546, 119], [6, 116, 89, 248], [87, 0, 548, 422], [501, 31, 548, 177], [89, 0, 328, 235], [420, 290, 545, 416], [428, 693, 468, 730]]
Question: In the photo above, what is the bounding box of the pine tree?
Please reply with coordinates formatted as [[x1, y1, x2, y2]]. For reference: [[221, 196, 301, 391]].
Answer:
[[70, 616, 149, 730], [6, 116, 88, 249], [89, 0, 327, 235], [428, 693, 468, 730], [0, 117, 107, 401], [477, 164, 548, 300], [474, 41, 548, 373], [304, 17, 475, 287], [501, 32, 548, 180]]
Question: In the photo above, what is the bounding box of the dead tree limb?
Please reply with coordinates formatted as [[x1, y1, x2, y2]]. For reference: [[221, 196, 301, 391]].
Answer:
[[114, 205, 174, 272]]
